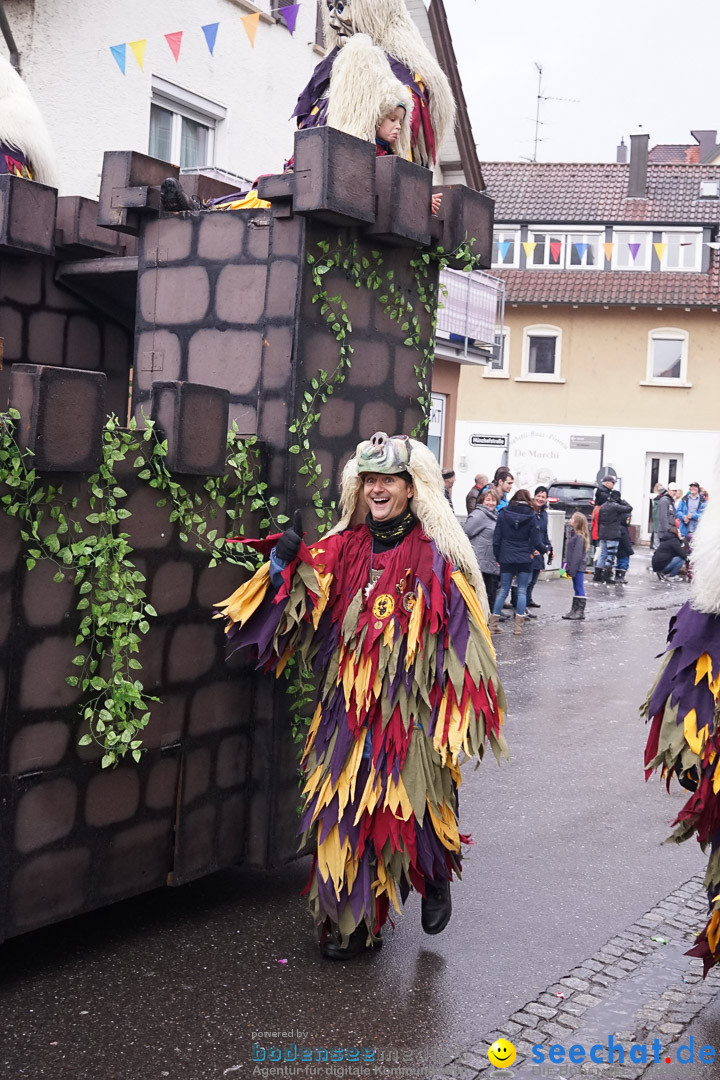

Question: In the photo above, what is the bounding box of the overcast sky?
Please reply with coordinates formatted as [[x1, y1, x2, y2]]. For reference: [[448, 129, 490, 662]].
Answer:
[[446, 0, 720, 164]]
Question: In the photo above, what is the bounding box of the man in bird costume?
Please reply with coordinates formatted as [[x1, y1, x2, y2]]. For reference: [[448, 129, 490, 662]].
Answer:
[[643, 467, 720, 974], [216, 433, 507, 959]]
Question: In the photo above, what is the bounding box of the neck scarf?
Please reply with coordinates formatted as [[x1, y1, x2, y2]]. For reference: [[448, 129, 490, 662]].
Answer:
[[365, 507, 416, 550]]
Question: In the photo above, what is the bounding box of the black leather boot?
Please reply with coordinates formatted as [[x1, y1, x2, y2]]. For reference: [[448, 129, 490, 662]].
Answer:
[[321, 924, 383, 960], [421, 878, 452, 935]]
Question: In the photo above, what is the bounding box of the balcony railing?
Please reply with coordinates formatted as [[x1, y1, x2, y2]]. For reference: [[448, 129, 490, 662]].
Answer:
[[436, 268, 505, 362]]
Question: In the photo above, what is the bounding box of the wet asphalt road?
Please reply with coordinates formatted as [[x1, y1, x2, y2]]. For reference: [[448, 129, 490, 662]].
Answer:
[[0, 554, 705, 1079]]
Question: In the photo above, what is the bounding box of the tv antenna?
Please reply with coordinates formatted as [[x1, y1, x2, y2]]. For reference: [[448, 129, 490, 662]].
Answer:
[[532, 62, 579, 162]]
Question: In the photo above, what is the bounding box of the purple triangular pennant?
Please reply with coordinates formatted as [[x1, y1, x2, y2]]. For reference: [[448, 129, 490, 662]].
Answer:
[[278, 4, 301, 34], [628, 242, 641, 261], [110, 43, 126, 74], [201, 22, 219, 55]]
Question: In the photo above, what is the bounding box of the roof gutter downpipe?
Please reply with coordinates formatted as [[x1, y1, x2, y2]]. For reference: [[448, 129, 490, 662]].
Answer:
[[0, 1, 19, 70]]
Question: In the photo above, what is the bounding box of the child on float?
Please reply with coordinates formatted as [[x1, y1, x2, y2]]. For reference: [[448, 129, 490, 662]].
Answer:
[[562, 512, 590, 620], [375, 97, 442, 214]]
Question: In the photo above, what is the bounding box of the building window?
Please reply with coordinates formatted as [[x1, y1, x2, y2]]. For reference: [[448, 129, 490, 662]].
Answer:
[[660, 230, 702, 271], [526, 228, 602, 269], [612, 230, 652, 270], [491, 229, 520, 268], [645, 328, 689, 385], [148, 78, 226, 169], [520, 325, 563, 381], [484, 327, 509, 378]]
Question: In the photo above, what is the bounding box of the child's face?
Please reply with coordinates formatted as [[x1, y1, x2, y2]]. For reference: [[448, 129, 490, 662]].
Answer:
[[377, 108, 404, 144]]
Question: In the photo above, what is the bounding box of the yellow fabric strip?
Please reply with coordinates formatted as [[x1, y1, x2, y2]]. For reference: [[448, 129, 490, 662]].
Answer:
[[683, 709, 705, 755], [451, 570, 494, 650], [214, 561, 270, 628]]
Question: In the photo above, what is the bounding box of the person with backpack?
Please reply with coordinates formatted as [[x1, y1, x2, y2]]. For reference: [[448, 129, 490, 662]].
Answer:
[[596, 489, 633, 583], [562, 513, 590, 620]]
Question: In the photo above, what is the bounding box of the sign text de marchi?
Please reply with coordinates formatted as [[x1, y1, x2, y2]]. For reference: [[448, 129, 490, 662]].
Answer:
[[469, 434, 508, 448]]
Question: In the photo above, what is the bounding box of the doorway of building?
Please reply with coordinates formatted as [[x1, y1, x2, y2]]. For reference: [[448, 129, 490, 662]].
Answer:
[[644, 452, 683, 541]]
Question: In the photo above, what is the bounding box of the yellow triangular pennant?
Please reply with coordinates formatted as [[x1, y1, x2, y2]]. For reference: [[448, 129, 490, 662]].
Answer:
[[603, 242, 614, 262], [128, 39, 146, 70], [241, 12, 261, 46], [654, 242, 667, 262], [522, 241, 536, 259]]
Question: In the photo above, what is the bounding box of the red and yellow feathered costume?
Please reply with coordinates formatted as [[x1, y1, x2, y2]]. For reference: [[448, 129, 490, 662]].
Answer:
[[216, 516, 507, 944]]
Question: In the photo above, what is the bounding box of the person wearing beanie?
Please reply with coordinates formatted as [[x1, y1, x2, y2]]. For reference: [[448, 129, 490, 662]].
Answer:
[[215, 433, 507, 960], [442, 469, 456, 504]]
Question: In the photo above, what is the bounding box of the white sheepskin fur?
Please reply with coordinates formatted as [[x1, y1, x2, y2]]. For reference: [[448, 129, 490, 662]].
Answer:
[[690, 459, 720, 613], [326, 34, 413, 160], [0, 56, 58, 188], [321, 0, 456, 157], [325, 436, 489, 617]]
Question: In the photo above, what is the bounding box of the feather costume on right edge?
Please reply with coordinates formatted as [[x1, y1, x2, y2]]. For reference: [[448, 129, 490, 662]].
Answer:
[[642, 469, 720, 974]]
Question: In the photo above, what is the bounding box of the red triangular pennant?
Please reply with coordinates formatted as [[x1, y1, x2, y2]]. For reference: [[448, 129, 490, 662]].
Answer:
[[165, 31, 183, 62]]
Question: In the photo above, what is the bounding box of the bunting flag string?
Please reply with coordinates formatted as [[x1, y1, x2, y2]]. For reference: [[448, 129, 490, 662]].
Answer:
[[201, 22, 220, 55], [278, 4, 301, 34], [128, 39, 146, 71], [497, 237, 720, 265], [109, 43, 126, 75], [241, 12, 261, 47], [165, 31, 183, 62]]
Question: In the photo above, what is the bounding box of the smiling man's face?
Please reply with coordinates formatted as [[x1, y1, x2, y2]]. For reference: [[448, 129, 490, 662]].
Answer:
[[363, 473, 413, 522]]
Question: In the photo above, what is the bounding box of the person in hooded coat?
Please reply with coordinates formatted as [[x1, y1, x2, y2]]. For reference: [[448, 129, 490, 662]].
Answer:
[[488, 489, 541, 637], [215, 432, 507, 961]]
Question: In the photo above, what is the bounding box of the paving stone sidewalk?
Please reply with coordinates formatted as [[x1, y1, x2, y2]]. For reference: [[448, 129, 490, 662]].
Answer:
[[435, 874, 720, 1080]]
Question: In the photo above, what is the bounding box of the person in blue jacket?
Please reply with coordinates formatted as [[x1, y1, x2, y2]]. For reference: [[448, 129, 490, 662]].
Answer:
[[488, 489, 541, 637], [675, 482, 707, 539]]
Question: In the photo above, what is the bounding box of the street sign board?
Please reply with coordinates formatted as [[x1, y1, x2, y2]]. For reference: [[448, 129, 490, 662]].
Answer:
[[570, 435, 603, 450], [469, 434, 507, 448]]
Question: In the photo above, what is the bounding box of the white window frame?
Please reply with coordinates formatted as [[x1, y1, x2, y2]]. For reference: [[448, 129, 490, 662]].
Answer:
[[526, 226, 604, 270], [611, 228, 652, 271], [642, 328, 691, 387], [483, 326, 509, 378], [660, 228, 703, 272], [149, 76, 227, 170], [491, 228, 520, 269], [517, 324, 565, 383]]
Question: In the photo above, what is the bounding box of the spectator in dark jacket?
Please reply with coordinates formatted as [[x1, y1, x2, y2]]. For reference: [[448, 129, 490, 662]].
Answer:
[[488, 489, 541, 637], [596, 490, 633, 583], [594, 475, 616, 507], [463, 487, 499, 608], [654, 487, 676, 542], [525, 485, 553, 613], [651, 527, 687, 580], [465, 473, 489, 516], [614, 517, 634, 583]]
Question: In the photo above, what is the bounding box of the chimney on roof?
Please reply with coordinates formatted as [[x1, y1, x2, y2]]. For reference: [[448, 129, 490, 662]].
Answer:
[[627, 126, 649, 198], [691, 129, 718, 162], [616, 137, 627, 164]]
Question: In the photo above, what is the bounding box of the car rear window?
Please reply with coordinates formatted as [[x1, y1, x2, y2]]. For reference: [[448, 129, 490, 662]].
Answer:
[[549, 485, 595, 501]]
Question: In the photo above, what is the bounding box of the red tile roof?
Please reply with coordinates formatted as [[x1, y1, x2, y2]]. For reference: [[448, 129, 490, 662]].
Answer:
[[648, 145, 701, 164], [491, 257, 720, 307], [482, 162, 720, 224]]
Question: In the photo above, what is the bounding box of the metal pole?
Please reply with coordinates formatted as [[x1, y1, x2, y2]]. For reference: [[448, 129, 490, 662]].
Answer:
[[0, 2, 19, 70]]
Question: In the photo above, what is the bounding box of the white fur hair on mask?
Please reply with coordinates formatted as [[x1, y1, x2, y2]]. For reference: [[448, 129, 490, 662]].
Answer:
[[321, 0, 455, 155], [326, 436, 489, 617], [0, 55, 59, 188], [690, 462, 720, 613], [326, 34, 413, 159]]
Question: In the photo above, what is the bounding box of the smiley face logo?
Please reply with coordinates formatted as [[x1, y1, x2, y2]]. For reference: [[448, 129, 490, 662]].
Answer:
[[487, 1039, 516, 1069], [372, 593, 395, 620]]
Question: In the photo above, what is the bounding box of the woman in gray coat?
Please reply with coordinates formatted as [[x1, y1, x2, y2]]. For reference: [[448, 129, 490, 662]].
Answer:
[[463, 487, 500, 609]]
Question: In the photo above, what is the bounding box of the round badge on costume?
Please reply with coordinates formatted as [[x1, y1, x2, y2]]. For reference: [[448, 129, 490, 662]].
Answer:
[[402, 592, 416, 613], [372, 594, 395, 620]]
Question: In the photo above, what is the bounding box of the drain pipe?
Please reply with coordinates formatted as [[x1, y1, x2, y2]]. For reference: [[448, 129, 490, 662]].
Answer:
[[0, 1, 19, 70]]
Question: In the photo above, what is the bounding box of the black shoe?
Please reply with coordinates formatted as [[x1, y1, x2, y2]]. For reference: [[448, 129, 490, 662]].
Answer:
[[321, 924, 382, 960], [421, 879, 452, 935], [524, 610, 537, 619], [655, 571, 668, 582], [526, 600, 541, 608]]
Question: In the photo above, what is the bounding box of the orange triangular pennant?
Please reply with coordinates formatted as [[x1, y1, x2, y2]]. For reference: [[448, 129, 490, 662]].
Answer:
[[654, 242, 667, 262], [241, 12, 261, 46], [165, 31, 183, 62], [603, 242, 614, 262], [128, 39, 146, 70]]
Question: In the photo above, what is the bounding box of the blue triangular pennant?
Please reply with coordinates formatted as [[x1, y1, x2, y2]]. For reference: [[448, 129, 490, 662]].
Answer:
[[110, 43, 126, 75], [574, 242, 588, 260], [201, 22, 219, 55], [497, 240, 511, 262]]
